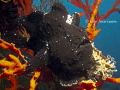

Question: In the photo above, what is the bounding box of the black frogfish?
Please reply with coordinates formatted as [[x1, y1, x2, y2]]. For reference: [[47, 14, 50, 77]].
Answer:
[[2, 3, 93, 86]]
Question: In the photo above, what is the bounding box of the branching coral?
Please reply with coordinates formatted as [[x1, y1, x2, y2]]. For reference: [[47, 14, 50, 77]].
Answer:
[[0, 39, 41, 90], [70, 0, 120, 41], [0, 0, 120, 90], [0, 39, 42, 90], [0, 39, 24, 59], [13, 0, 34, 16], [29, 71, 40, 90], [0, 39, 27, 89], [5, 76, 18, 90], [0, 40, 24, 88]]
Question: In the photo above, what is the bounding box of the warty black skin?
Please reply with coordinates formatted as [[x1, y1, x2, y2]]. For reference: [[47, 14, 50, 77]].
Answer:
[[1, 3, 93, 85]]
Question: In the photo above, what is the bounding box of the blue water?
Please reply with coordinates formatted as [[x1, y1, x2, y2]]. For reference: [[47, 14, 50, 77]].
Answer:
[[63, 0, 120, 77]]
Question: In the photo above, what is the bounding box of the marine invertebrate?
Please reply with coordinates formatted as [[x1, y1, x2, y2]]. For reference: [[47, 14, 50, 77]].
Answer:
[[0, 39, 27, 90], [5, 76, 18, 90], [29, 71, 40, 90], [0, 39, 41, 90], [0, 1, 120, 90], [89, 43, 117, 80], [13, 0, 33, 16], [70, 0, 120, 41], [0, 39, 24, 59], [1, 0, 11, 3], [0, 39, 27, 77]]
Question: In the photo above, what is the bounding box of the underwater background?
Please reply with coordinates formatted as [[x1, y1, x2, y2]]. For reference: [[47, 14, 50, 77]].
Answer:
[[0, 0, 120, 90]]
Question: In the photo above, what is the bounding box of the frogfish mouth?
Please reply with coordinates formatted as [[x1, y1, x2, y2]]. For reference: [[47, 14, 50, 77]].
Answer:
[[1, 3, 93, 86]]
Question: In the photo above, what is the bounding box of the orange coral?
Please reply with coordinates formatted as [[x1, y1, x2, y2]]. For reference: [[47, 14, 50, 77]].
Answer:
[[0, 39, 41, 90], [64, 78, 120, 90], [105, 78, 120, 83], [80, 80, 96, 90], [5, 76, 18, 90], [0, 54, 27, 78], [86, 0, 102, 41], [0, 39, 27, 89], [20, 48, 34, 57], [70, 0, 120, 41], [78, 12, 84, 17], [0, 0, 120, 89], [14, 0, 34, 16], [71, 0, 102, 41], [0, 39, 27, 78], [0, 39, 24, 59], [29, 71, 41, 90]]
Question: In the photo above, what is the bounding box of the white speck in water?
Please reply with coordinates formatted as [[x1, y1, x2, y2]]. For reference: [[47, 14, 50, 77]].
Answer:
[[23, 19, 25, 21], [80, 45, 83, 48], [56, 41, 58, 43], [26, 38, 29, 42], [44, 50, 47, 55], [75, 51, 78, 53], [14, 33, 16, 35], [70, 39, 72, 42], [46, 43, 48, 47], [47, 47, 49, 49], [82, 36, 86, 39], [62, 16, 64, 18]]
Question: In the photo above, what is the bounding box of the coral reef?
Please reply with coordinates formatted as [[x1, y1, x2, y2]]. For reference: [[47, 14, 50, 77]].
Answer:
[[14, 0, 33, 16], [70, 0, 120, 41], [0, 0, 120, 90]]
